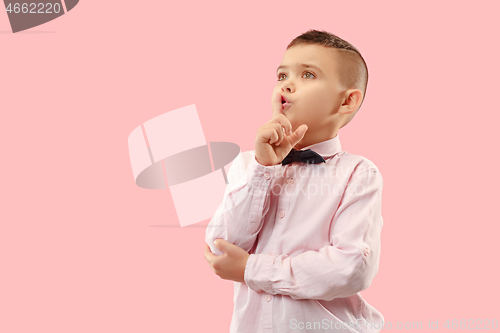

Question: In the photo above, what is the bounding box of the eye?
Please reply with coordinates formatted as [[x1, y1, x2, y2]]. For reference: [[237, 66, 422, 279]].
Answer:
[[303, 71, 315, 79], [277, 71, 315, 81]]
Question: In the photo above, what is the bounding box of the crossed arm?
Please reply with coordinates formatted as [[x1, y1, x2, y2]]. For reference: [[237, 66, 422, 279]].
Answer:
[[204, 167, 384, 301]]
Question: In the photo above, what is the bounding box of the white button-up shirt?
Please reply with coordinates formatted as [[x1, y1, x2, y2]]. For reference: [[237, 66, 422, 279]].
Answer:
[[206, 134, 384, 333]]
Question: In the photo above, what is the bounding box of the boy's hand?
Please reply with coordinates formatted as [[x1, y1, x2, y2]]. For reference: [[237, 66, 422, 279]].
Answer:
[[254, 88, 308, 166], [204, 240, 250, 283]]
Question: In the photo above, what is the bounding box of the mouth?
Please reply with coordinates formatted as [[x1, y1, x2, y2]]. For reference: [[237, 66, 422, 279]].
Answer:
[[281, 95, 291, 110]]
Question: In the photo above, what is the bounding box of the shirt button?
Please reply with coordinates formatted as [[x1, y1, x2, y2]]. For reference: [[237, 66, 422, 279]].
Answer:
[[364, 247, 370, 256], [279, 211, 286, 218], [265, 295, 272, 302], [287, 178, 294, 184], [263, 172, 271, 180]]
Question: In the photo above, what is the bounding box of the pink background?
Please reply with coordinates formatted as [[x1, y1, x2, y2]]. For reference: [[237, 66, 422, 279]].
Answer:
[[1, 1, 499, 332]]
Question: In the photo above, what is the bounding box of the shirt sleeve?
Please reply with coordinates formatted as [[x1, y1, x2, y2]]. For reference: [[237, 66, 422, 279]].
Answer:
[[205, 151, 278, 256], [243, 166, 384, 301]]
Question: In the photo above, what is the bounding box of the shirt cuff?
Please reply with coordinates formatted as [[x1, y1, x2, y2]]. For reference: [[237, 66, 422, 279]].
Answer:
[[244, 253, 275, 294], [245, 155, 279, 189]]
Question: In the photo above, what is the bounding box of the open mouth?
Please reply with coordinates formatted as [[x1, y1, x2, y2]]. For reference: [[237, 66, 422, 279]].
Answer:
[[281, 95, 291, 110]]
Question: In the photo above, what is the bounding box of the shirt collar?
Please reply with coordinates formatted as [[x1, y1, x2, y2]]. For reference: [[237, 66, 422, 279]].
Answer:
[[296, 133, 342, 158]]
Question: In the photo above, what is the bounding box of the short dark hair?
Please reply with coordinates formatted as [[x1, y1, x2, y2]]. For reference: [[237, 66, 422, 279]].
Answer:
[[287, 30, 368, 128]]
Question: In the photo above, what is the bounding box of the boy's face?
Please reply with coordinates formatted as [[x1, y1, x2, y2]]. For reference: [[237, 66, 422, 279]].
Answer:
[[275, 44, 349, 146]]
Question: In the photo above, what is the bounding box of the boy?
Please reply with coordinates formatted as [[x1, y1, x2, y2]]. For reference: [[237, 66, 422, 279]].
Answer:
[[204, 29, 384, 333]]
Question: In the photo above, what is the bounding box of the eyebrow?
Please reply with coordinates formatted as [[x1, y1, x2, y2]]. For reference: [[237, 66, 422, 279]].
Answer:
[[276, 63, 323, 74]]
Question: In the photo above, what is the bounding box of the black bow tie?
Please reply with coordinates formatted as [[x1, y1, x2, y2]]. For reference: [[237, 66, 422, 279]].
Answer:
[[281, 148, 326, 166]]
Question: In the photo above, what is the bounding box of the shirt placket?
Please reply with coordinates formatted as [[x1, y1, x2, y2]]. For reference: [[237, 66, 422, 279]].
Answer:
[[261, 165, 297, 332], [268, 164, 296, 255]]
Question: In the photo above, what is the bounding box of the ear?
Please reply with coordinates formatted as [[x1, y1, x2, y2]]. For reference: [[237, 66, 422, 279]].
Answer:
[[339, 89, 363, 115]]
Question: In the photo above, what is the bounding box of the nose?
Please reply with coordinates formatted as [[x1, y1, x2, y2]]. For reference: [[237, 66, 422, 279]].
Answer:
[[281, 79, 294, 93]]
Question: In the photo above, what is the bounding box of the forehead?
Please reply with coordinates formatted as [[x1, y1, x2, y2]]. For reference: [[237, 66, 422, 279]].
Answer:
[[280, 44, 337, 74]]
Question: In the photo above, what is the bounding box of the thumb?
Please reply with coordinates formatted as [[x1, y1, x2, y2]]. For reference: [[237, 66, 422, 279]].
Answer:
[[214, 239, 228, 253], [290, 125, 308, 147]]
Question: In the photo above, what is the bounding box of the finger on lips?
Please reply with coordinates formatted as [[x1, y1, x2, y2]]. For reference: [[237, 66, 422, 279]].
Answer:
[[272, 91, 283, 116], [269, 91, 293, 145]]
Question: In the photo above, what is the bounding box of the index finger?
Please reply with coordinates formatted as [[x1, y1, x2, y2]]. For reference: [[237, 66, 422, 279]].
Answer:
[[271, 90, 292, 135], [272, 88, 284, 118]]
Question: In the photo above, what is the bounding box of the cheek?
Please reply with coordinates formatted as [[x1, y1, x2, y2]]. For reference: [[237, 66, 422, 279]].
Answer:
[[305, 92, 329, 109], [305, 85, 329, 100]]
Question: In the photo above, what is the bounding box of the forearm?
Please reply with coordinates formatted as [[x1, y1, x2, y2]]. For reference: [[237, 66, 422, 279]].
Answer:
[[244, 243, 379, 301]]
